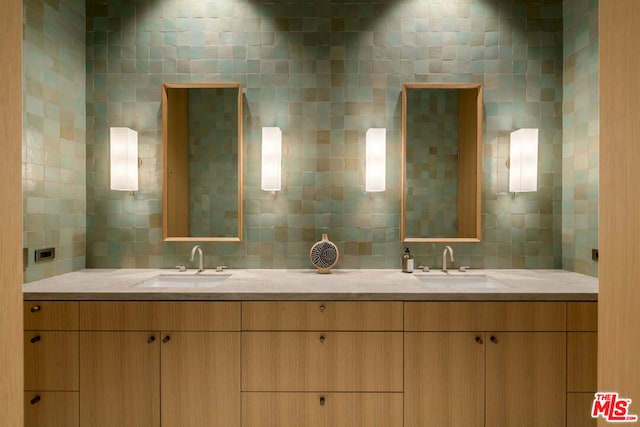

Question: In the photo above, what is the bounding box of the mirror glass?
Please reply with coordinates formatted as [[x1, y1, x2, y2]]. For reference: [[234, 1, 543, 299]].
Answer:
[[401, 83, 482, 242], [162, 83, 243, 241]]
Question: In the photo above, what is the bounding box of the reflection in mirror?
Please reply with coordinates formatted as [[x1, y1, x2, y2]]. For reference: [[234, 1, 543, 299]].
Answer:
[[401, 83, 482, 242], [162, 83, 243, 241]]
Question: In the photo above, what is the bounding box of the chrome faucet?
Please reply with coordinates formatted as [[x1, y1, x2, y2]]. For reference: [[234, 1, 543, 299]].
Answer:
[[190, 245, 204, 272], [442, 245, 455, 272]]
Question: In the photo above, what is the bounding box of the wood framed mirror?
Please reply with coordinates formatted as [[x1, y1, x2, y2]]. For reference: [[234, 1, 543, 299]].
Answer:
[[162, 82, 243, 241], [401, 83, 483, 243]]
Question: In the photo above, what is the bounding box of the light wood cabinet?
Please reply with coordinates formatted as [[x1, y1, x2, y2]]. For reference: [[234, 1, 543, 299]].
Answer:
[[24, 302, 79, 427], [241, 301, 403, 426], [161, 332, 240, 427], [566, 302, 597, 427], [404, 302, 567, 427], [485, 332, 566, 427], [242, 392, 403, 427], [405, 332, 484, 427], [24, 392, 78, 427], [78, 302, 241, 427]]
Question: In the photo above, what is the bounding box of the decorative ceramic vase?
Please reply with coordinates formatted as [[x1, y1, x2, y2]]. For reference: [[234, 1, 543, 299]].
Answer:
[[309, 234, 339, 274]]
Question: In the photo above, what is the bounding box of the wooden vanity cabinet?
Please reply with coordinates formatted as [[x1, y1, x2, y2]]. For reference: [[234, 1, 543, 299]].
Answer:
[[566, 302, 597, 427], [241, 301, 404, 427], [79, 302, 241, 427], [24, 302, 79, 427], [404, 302, 567, 427]]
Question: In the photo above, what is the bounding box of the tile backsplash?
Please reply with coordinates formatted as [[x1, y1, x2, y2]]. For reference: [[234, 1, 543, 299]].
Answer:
[[23, 0, 599, 279]]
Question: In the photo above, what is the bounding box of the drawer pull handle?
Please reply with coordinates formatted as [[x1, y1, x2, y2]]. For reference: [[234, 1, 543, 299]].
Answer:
[[30, 396, 41, 405], [319, 305, 326, 313], [319, 335, 325, 343], [475, 336, 483, 344], [30, 305, 41, 313], [162, 336, 171, 343], [30, 335, 41, 344], [147, 335, 156, 344], [490, 336, 498, 344], [320, 396, 325, 406]]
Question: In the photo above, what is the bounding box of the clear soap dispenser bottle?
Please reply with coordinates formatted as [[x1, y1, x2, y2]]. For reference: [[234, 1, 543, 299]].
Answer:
[[402, 247, 414, 273]]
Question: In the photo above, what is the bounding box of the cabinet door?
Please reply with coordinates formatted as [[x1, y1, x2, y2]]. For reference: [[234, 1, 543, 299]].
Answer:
[[24, 392, 78, 427], [161, 332, 240, 427], [24, 331, 78, 391], [242, 392, 403, 427], [485, 332, 566, 427], [242, 331, 403, 392], [404, 332, 484, 427], [80, 332, 160, 427]]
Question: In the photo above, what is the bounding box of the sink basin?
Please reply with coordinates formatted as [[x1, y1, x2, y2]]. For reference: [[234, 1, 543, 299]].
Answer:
[[415, 274, 509, 289], [134, 273, 231, 289]]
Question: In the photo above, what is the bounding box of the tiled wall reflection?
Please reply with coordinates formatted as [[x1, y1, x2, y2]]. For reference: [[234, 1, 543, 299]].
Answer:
[[188, 88, 239, 237], [83, 0, 567, 270], [562, 0, 599, 277], [23, 0, 86, 282], [405, 88, 459, 238]]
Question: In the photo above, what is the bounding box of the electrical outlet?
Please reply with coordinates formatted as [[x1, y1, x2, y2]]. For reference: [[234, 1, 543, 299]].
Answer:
[[592, 249, 599, 262]]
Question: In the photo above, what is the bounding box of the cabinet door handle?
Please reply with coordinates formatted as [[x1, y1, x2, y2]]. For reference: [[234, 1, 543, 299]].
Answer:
[[319, 305, 326, 313], [162, 335, 171, 343], [30, 395, 41, 405], [30, 305, 41, 313], [320, 396, 325, 406], [475, 336, 483, 344], [30, 335, 41, 344], [319, 335, 326, 343], [490, 336, 498, 344], [147, 335, 156, 344]]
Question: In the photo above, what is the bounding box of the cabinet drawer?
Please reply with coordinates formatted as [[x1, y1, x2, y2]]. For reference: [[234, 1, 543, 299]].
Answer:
[[79, 301, 240, 331], [567, 302, 597, 331], [25, 392, 79, 427], [242, 301, 402, 331], [242, 392, 403, 427], [24, 302, 78, 330], [404, 302, 566, 331], [242, 332, 403, 392], [568, 332, 597, 392], [24, 331, 79, 391]]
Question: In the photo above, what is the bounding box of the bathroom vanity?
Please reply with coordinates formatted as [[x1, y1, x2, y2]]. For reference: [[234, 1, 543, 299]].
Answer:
[[23, 269, 597, 427]]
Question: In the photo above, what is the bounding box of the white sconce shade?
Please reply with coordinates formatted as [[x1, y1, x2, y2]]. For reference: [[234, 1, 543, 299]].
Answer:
[[366, 128, 386, 192], [110, 127, 138, 191], [509, 128, 538, 193], [261, 127, 282, 191]]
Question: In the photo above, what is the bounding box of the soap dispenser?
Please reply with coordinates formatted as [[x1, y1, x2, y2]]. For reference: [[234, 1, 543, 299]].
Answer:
[[402, 247, 414, 273]]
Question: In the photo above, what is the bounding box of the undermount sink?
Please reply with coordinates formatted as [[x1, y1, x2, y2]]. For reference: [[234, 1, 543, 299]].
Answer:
[[134, 273, 231, 289], [414, 274, 509, 289]]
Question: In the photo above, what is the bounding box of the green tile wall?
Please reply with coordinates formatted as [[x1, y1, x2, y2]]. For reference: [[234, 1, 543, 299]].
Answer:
[[23, 0, 86, 281], [563, 0, 598, 277], [85, 0, 566, 270]]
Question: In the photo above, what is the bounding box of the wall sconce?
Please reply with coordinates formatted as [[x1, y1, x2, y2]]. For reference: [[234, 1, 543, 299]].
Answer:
[[261, 127, 282, 192], [110, 127, 138, 191], [509, 128, 538, 193], [366, 128, 386, 192]]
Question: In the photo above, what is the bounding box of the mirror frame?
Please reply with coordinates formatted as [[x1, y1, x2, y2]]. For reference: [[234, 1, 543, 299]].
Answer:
[[401, 82, 483, 243], [161, 82, 243, 242]]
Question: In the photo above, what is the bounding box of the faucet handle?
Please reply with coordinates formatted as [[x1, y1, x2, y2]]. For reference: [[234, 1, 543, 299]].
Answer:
[[417, 265, 430, 272], [175, 265, 187, 272], [216, 265, 228, 272], [458, 265, 470, 272]]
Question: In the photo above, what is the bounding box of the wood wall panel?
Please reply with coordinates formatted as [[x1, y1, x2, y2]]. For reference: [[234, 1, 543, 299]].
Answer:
[[0, 0, 23, 424], [599, 2, 640, 422]]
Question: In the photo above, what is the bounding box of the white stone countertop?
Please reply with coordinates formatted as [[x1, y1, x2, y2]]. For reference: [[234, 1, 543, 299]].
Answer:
[[23, 268, 598, 301]]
